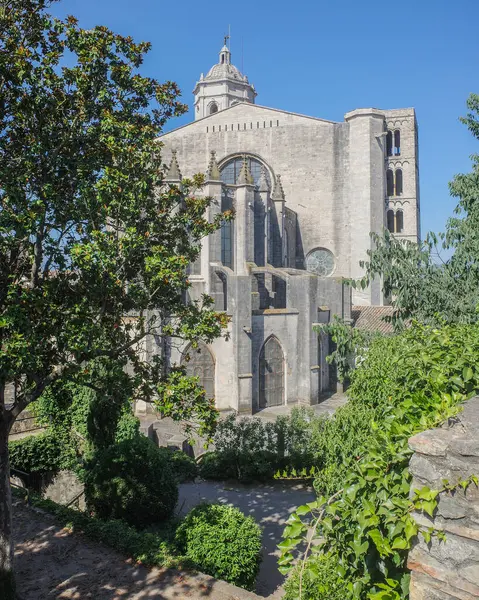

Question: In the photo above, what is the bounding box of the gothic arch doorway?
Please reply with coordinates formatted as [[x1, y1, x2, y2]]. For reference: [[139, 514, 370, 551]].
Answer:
[[182, 342, 215, 400], [259, 336, 284, 408]]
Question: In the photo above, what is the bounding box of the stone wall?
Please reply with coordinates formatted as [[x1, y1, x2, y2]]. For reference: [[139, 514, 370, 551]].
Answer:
[[408, 397, 479, 599], [42, 470, 86, 510]]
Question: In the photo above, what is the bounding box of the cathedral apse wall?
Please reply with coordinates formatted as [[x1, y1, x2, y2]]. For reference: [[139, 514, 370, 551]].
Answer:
[[161, 102, 419, 307], [162, 104, 350, 280], [151, 43, 420, 413]]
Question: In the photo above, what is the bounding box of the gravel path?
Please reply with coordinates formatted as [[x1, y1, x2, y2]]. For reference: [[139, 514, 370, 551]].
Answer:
[[13, 478, 315, 599]]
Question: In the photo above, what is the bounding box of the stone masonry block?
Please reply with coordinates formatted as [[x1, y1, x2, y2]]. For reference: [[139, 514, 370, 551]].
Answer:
[[409, 397, 479, 600]]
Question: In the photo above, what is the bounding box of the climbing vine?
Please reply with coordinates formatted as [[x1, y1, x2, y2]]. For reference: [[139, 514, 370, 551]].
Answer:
[[280, 322, 479, 599]]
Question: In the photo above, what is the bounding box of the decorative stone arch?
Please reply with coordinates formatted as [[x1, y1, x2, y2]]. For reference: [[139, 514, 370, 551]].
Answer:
[[181, 342, 215, 400], [259, 335, 285, 409]]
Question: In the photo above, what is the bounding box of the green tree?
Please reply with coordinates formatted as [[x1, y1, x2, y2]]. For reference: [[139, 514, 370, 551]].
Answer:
[[354, 94, 479, 328], [0, 1, 228, 595]]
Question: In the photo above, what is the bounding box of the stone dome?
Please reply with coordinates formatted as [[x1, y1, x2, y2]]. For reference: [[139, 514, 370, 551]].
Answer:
[[205, 62, 248, 81], [204, 45, 248, 82]]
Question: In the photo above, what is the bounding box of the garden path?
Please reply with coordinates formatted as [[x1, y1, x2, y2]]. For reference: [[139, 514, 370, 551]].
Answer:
[[13, 502, 260, 600], [177, 481, 316, 599]]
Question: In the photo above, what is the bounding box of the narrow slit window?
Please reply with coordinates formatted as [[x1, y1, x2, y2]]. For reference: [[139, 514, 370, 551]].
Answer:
[[386, 169, 394, 196], [386, 131, 393, 156], [395, 210, 404, 233], [394, 130, 401, 155], [395, 169, 403, 195], [387, 209, 395, 233]]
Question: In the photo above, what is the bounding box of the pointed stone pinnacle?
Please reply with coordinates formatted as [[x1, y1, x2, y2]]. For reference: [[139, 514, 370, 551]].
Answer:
[[207, 151, 221, 181], [236, 156, 254, 186], [271, 174, 285, 202], [258, 165, 270, 192], [165, 150, 182, 182]]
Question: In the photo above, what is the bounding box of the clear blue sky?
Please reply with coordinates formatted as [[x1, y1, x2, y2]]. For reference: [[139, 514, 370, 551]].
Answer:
[[51, 0, 478, 239]]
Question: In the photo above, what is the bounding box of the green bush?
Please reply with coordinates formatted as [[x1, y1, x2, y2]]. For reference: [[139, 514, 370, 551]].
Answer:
[[9, 432, 67, 474], [311, 403, 377, 496], [284, 553, 351, 600], [175, 503, 262, 590], [85, 435, 178, 528], [167, 449, 198, 482], [199, 408, 318, 482]]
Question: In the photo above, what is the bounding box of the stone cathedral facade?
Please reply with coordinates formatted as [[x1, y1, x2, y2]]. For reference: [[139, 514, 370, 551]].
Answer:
[[152, 43, 421, 414]]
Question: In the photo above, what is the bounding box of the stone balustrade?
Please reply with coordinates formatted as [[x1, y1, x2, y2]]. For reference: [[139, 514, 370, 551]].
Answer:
[[408, 396, 479, 599]]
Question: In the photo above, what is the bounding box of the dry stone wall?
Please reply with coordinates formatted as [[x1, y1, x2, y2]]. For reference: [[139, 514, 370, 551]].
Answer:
[[408, 397, 479, 599]]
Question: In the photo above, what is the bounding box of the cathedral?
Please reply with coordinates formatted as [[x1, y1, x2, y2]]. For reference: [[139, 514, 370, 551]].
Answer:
[[153, 42, 421, 414]]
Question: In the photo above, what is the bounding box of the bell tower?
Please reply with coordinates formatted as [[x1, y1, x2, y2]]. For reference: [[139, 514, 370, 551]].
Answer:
[[193, 41, 257, 120]]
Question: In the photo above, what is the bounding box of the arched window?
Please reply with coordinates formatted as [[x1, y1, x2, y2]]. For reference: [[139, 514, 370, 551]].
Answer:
[[394, 130, 401, 155], [396, 210, 404, 234], [395, 169, 403, 195], [387, 210, 395, 233], [386, 131, 393, 157], [221, 190, 234, 270], [259, 336, 284, 408], [220, 156, 271, 189], [386, 169, 394, 196], [182, 342, 215, 400], [209, 103, 218, 115]]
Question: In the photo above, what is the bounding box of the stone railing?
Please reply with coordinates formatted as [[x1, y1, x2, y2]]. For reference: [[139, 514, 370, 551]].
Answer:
[[408, 396, 479, 599]]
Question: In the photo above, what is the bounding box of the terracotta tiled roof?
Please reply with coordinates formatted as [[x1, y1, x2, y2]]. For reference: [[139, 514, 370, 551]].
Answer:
[[351, 305, 395, 334]]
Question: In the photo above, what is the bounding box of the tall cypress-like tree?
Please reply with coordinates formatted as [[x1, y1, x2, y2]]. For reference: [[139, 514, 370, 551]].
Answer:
[[0, 1, 228, 595]]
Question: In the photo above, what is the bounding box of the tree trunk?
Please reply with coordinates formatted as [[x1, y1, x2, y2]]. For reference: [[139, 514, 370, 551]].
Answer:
[[0, 415, 15, 599]]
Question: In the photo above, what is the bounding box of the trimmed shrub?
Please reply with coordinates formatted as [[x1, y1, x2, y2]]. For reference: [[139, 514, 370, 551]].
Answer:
[[84, 435, 178, 528], [175, 503, 262, 590]]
